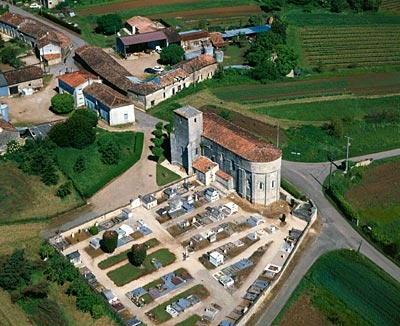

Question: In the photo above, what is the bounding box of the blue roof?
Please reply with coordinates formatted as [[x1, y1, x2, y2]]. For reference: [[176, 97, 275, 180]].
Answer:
[[222, 24, 271, 39]]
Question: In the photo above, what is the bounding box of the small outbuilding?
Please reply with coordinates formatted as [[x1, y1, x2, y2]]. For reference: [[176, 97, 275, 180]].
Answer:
[[209, 251, 224, 267], [102, 289, 118, 304], [141, 194, 157, 210], [66, 250, 81, 265]]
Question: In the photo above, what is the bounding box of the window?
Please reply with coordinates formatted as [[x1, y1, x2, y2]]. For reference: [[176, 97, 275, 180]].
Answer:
[[151, 100, 155, 106], [195, 148, 199, 155], [271, 180, 275, 188], [194, 118, 197, 123], [124, 113, 128, 120], [163, 92, 166, 98], [259, 182, 264, 190]]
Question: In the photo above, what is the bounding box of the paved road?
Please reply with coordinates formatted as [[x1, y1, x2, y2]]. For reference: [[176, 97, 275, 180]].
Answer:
[[255, 148, 400, 325]]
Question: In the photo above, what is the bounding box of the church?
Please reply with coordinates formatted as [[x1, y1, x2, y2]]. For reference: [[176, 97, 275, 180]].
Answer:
[[170, 106, 282, 206]]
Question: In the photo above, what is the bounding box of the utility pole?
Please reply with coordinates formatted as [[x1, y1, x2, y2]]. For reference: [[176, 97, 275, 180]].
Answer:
[[276, 123, 279, 148], [344, 136, 352, 174]]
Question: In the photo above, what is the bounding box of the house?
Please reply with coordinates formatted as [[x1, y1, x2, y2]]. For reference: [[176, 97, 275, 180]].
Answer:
[[125, 16, 165, 35], [58, 70, 102, 108], [209, 251, 224, 267], [3, 66, 43, 96], [192, 156, 219, 185], [141, 194, 157, 210], [66, 250, 81, 265], [0, 119, 19, 153], [83, 82, 135, 126], [179, 30, 210, 50], [170, 106, 282, 206], [0, 12, 72, 65], [209, 32, 225, 48]]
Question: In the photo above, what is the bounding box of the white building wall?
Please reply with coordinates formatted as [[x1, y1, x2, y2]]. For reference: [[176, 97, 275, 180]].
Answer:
[[109, 104, 135, 126]]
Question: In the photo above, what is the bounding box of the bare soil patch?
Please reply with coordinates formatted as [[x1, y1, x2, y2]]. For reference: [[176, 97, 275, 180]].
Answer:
[[277, 294, 331, 326]]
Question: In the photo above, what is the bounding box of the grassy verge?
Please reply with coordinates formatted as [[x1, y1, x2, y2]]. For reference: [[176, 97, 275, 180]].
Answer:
[[0, 161, 84, 223], [156, 164, 181, 186], [273, 250, 400, 325], [98, 238, 160, 270], [176, 315, 201, 326], [281, 178, 305, 200], [107, 248, 176, 286], [146, 284, 209, 323]]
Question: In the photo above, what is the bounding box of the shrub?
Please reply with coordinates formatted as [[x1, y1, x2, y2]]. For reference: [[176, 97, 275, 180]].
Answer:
[[55, 181, 72, 198], [102, 230, 118, 253], [89, 225, 99, 235], [51, 93, 74, 114]]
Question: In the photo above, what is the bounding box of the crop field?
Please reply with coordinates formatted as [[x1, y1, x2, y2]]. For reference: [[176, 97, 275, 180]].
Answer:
[[345, 158, 400, 225], [212, 72, 400, 103], [298, 25, 400, 70], [274, 250, 400, 326], [381, 0, 400, 13]]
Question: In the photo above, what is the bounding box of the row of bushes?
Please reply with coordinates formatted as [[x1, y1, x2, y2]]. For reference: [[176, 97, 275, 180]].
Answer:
[[326, 186, 359, 221]]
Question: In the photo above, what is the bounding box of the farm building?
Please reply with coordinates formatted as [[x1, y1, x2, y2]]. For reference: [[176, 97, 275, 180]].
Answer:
[[74, 45, 217, 110], [58, 70, 102, 108], [2, 66, 43, 96], [83, 82, 135, 126], [125, 16, 165, 35], [170, 106, 282, 206], [221, 24, 271, 40], [0, 12, 72, 65], [179, 30, 210, 51]]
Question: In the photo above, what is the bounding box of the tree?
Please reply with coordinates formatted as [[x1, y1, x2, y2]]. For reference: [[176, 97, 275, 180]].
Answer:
[[73, 108, 98, 128], [89, 225, 99, 235], [129, 244, 147, 266], [160, 44, 184, 65], [246, 32, 283, 66], [271, 16, 288, 42], [39, 241, 56, 260], [260, 0, 284, 12], [101, 230, 118, 253], [98, 139, 121, 165], [0, 46, 21, 68], [330, 0, 348, 12], [96, 14, 122, 35], [251, 59, 279, 81], [51, 93, 74, 114], [73, 154, 86, 173], [275, 45, 298, 75], [0, 249, 33, 290]]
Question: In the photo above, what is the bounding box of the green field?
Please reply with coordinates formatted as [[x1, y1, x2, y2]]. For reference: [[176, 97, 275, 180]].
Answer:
[[56, 130, 143, 198], [156, 164, 181, 186], [274, 250, 400, 326], [107, 248, 176, 286]]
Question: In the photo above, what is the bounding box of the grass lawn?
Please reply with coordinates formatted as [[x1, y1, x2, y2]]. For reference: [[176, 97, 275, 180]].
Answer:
[[98, 238, 159, 269], [176, 315, 201, 326], [146, 284, 209, 323], [56, 130, 143, 198], [107, 248, 176, 286], [273, 250, 400, 325], [0, 161, 84, 223], [156, 164, 181, 186]]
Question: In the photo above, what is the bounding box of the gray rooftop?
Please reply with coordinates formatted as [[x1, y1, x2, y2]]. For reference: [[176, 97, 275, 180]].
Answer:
[[174, 105, 201, 119]]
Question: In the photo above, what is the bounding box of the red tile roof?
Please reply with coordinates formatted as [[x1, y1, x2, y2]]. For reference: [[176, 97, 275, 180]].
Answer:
[[0, 119, 17, 132], [216, 169, 232, 181], [125, 16, 164, 34], [192, 156, 218, 173], [202, 112, 281, 163], [172, 54, 216, 74], [209, 32, 225, 48], [58, 70, 100, 88], [180, 30, 209, 42]]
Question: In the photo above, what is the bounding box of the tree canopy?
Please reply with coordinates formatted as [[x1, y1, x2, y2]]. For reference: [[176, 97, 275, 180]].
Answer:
[[48, 109, 97, 149], [96, 14, 122, 35], [129, 244, 147, 266], [160, 44, 184, 65], [51, 93, 74, 114]]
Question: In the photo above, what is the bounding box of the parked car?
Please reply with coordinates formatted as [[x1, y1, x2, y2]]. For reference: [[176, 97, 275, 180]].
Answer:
[[144, 67, 158, 74], [153, 65, 164, 72], [29, 3, 42, 9]]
